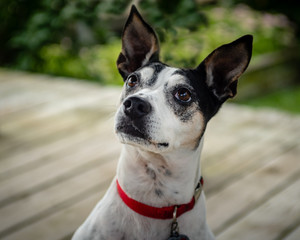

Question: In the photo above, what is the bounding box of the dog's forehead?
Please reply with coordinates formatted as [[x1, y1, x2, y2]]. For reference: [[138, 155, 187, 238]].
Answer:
[[138, 63, 188, 88]]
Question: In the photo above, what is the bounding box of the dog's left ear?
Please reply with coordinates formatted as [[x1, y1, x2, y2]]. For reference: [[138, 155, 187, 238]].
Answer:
[[199, 35, 253, 101], [117, 5, 160, 79]]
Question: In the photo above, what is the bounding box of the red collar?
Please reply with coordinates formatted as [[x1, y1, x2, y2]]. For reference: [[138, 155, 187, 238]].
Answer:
[[116, 177, 203, 220]]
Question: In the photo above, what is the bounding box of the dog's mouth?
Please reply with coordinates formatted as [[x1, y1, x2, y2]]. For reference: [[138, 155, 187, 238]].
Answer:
[[117, 123, 146, 139], [116, 123, 169, 149]]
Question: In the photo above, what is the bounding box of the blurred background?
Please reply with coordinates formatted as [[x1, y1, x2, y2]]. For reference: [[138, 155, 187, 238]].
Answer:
[[1, 1, 300, 239], [1, 0, 299, 112]]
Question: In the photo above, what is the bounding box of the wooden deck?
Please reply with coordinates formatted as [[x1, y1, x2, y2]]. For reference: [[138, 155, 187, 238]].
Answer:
[[0, 69, 299, 240]]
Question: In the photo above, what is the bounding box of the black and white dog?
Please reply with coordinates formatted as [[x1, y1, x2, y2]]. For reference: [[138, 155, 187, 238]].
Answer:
[[72, 5, 252, 240]]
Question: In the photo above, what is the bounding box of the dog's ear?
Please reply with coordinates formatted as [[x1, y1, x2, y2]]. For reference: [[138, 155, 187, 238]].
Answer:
[[117, 5, 160, 79], [199, 35, 253, 101]]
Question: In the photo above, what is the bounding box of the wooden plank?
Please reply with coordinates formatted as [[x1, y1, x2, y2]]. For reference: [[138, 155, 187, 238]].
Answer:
[[0, 69, 116, 95], [1, 70, 300, 240], [0, 87, 119, 127], [0, 69, 120, 119], [0, 106, 113, 157], [202, 105, 263, 161], [284, 225, 300, 240], [0, 98, 119, 157], [217, 177, 300, 240], [0, 72, 121, 171], [2, 185, 108, 240], [207, 145, 300, 234], [0, 126, 120, 206], [202, 105, 300, 168], [0, 155, 118, 235], [204, 104, 300, 160], [0, 118, 114, 177], [202, 119, 299, 196], [0, 72, 88, 116]]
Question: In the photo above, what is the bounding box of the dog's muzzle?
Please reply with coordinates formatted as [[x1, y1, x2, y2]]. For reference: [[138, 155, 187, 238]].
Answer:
[[123, 96, 152, 119], [116, 96, 152, 140]]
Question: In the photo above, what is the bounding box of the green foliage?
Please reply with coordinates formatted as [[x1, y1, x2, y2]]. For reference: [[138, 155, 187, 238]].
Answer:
[[0, 0, 42, 64], [2, 0, 132, 68], [37, 41, 122, 84], [40, 5, 298, 85], [229, 0, 300, 38], [239, 86, 300, 114], [159, 5, 297, 69], [38, 44, 90, 80], [140, 0, 207, 39], [1, 0, 298, 87]]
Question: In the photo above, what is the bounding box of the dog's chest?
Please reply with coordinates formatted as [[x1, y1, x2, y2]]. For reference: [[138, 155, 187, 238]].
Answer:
[[79, 188, 204, 240], [113, 205, 204, 240]]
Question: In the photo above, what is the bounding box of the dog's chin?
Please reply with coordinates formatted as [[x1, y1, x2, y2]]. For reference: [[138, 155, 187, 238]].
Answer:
[[115, 125, 169, 153]]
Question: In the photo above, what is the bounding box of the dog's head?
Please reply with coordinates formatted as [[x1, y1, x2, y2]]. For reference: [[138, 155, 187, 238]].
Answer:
[[115, 6, 252, 153]]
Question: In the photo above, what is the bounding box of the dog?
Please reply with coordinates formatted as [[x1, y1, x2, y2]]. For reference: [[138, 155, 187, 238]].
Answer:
[[72, 5, 252, 240]]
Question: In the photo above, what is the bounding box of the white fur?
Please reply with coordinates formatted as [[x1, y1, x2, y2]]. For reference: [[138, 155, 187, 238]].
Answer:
[[116, 67, 204, 152], [142, 46, 157, 67], [72, 66, 215, 240], [206, 65, 214, 88]]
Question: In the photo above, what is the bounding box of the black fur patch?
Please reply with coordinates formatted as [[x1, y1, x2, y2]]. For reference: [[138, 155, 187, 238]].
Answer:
[[163, 78, 198, 123], [145, 62, 166, 87], [154, 188, 163, 197], [171, 68, 223, 123], [185, 66, 223, 122], [146, 166, 157, 180]]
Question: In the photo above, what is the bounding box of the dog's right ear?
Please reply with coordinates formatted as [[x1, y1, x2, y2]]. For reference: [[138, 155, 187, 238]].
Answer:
[[117, 5, 160, 79]]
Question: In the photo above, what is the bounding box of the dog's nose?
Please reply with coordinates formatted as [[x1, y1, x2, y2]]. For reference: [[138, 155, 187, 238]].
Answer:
[[123, 97, 152, 119]]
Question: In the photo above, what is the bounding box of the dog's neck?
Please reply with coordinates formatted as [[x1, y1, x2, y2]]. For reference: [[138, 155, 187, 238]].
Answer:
[[116, 139, 204, 207]]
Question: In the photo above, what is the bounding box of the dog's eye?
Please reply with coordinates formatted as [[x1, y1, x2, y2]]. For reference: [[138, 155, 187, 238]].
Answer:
[[175, 88, 192, 102], [127, 75, 138, 88]]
